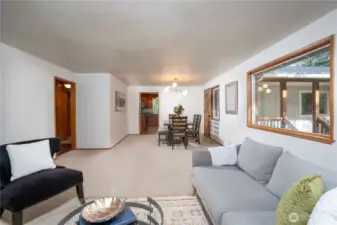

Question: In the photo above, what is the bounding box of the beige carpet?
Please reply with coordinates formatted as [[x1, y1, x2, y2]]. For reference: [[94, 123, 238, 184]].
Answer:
[[3, 196, 208, 225], [63, 196, 208, 225], [0, 135, 218, 224]]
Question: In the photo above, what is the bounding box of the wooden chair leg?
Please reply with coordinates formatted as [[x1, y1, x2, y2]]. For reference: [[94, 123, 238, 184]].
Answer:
[[76, 183, 85, 204], [12, 211, 23, 225], [158, 135, 160, 146], [198, 133, 201, 144]]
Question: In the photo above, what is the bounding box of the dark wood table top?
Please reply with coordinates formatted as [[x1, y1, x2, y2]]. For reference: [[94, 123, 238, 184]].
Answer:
[[163, 120, 194, 126]]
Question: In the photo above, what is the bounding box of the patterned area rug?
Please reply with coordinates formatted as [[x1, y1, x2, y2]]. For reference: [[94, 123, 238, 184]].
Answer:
[[64, 196, 208, 225]]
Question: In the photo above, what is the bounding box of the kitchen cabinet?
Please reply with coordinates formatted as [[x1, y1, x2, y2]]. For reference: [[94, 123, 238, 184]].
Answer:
[[140, 114, 158, 133]]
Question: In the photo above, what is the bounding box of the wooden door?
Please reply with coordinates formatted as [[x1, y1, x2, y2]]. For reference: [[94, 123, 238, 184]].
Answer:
[[204, 88, 212, 136], [55, 84, 70, 140]]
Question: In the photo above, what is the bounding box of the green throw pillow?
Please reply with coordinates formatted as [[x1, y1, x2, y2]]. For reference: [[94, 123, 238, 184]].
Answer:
[[276, 175, 324, 225]]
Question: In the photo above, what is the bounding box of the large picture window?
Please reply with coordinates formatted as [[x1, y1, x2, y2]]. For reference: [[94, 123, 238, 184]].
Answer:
[[247, 35, 334, 144]]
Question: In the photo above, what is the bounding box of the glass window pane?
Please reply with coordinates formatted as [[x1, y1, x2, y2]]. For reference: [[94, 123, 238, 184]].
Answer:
[[213, 88, 220, 118], [251, 43, 330, 137]]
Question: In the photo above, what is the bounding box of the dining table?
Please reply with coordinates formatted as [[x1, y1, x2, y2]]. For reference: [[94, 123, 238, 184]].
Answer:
[[163, 120, 195, 126]]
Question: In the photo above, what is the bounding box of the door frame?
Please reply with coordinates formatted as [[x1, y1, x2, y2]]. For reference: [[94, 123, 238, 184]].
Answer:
[[139, 92, 159, 134], [54, 76, 77, 149], [204, 88, 212, 137], [204, 85, 219, 138]]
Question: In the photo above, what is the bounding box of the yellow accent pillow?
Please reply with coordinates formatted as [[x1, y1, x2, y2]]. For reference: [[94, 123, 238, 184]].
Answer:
[[276, 175, 324, 225]]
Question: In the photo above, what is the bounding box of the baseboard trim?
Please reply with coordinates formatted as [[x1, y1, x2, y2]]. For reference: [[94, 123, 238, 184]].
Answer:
[[75, 147, 113, 150], [75, 135, 128, 150], [111, 135, 128, 148]]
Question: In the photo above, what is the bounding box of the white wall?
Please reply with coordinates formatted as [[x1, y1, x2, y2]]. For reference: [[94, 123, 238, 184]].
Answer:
[[0, 44, 3, 145], [76, 73, 128, 148], [127, 86, 203, 134], [205, 9, 337, 171], [110, 75, 128, 147], [75, 73, 111, 148], [0, 44, 75, 144], [0, 0, 2, 43]]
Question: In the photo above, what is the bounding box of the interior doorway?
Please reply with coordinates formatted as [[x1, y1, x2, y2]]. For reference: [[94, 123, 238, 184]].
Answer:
[[54, 77, 76, 154], [139, 92, 159, 134], [204, 88, 212, 137]]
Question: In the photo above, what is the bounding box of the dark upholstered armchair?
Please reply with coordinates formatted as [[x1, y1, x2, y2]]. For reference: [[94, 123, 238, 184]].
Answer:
[[0, 138, 85, 225]]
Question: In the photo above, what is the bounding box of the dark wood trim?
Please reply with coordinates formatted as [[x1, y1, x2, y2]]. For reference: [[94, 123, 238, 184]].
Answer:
[[247, 35, 334, 144], [203, 88, 212, 137], [247, 35, 333, 75], [54, 76, 76, 84], [248, 124, 333, 144], [54, 76, 77, 150], [330, 35, 335, 143], [247, 73, 253, 126]]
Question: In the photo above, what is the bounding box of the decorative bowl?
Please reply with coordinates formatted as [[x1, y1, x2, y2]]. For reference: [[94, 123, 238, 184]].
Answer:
[[81, 197, 125, 223]]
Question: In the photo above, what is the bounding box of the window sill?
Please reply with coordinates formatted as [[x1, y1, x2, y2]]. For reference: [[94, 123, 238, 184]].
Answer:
[[247, 124, 334, 145]]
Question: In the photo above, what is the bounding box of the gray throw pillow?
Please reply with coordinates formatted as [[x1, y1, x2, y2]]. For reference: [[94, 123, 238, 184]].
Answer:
[[267, 152, 337, 198], [237, 137, 283, 184]]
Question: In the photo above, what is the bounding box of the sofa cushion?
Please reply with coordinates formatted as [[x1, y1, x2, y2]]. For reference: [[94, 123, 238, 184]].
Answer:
[[192, 166, 279, 225], [276, 175, 324, 225], [221, 211, 275, 225], [0, 167, 83, 212], [237, 138, 283, 184], [267, 152, 337, 198]]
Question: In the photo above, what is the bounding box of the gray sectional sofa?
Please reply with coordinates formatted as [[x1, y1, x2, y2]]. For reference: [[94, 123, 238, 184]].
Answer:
[[192, 138, 337, 225]]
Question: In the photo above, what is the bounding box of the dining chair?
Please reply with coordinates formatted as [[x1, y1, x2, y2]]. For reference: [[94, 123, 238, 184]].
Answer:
[[189, 114, 198, 130], [188, 114, 202, 144], [157, 128, 169, 146], [171, 116, 188, 149], [157, 114, 176, 146]]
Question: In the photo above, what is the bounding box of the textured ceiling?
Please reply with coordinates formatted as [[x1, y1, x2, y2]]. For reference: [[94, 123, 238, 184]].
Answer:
[[2, 1, 337, 85]]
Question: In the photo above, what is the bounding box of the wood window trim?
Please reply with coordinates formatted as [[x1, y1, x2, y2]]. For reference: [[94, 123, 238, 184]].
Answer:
[[247, 35, 335, 144], [211, 85, 220, 121]]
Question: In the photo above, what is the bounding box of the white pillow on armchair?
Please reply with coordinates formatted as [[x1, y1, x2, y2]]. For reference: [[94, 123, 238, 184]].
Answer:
[[6, 140, 56, 181], [208, 145, 237, 166]]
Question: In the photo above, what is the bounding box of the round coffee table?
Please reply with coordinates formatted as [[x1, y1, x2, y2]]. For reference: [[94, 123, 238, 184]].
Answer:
[[58, 197, 164, 225]]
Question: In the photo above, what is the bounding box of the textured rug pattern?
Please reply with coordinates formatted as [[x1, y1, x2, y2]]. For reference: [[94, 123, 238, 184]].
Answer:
[[64, 196, 208, 225]]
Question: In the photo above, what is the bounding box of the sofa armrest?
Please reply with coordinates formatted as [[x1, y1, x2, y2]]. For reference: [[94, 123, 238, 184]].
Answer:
[[192, 150, 212, 167], [192, 145, 242, 168]]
